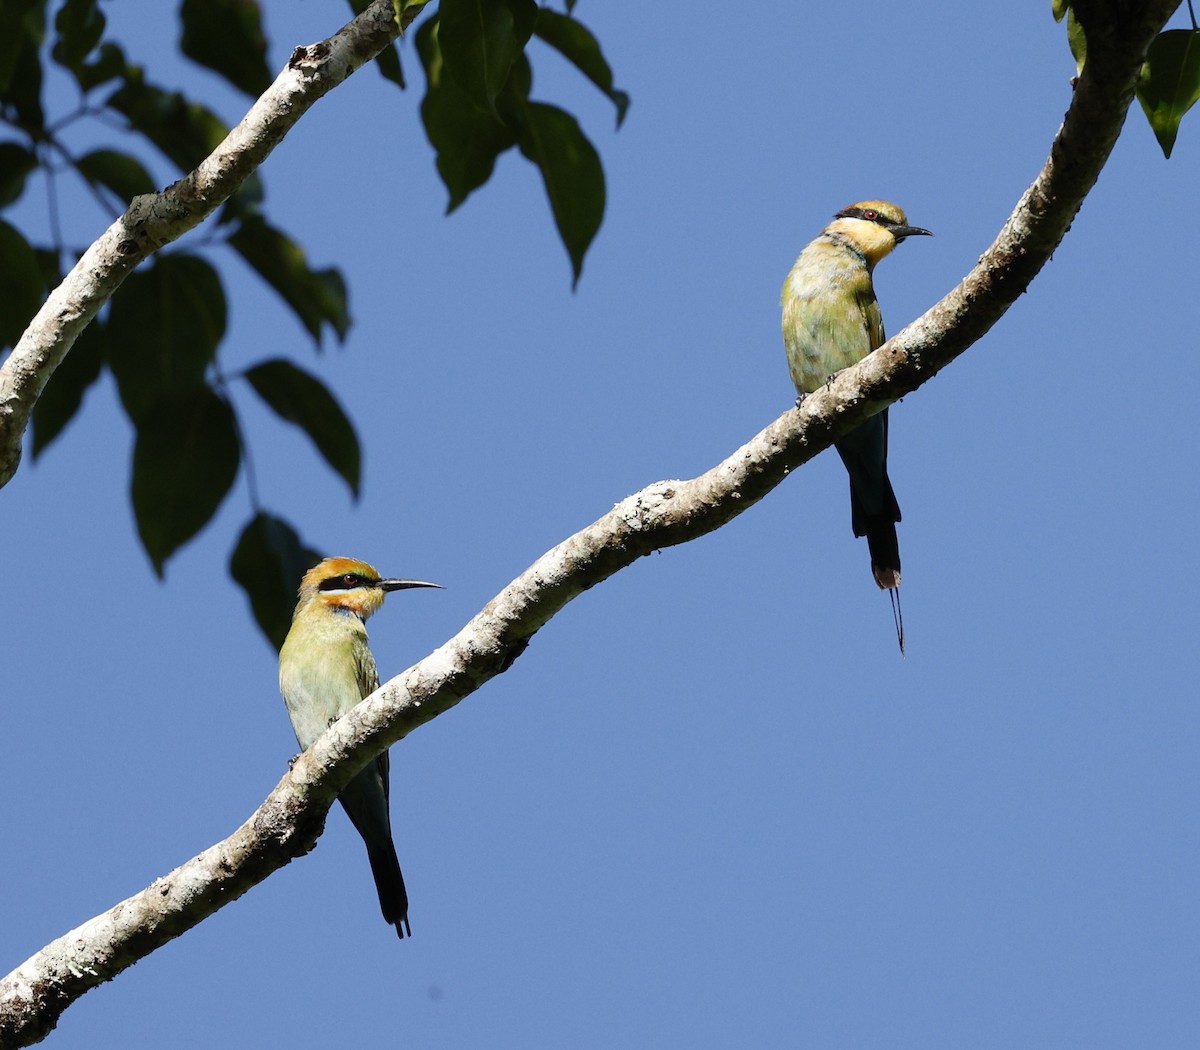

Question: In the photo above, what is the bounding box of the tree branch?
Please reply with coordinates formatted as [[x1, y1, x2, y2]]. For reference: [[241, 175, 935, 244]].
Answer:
[[0, 0, 426, 491], [0, 1, 1178, 1044]]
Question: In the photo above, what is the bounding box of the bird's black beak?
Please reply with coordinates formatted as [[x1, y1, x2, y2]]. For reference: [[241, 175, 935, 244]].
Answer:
[[378, 578, 444, 592], [889, 224, 933, 242]]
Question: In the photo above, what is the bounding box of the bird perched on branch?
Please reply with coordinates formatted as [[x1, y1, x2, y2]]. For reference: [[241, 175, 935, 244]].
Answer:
[[279, 556, 442, 937], [781, 200, 931, 652]]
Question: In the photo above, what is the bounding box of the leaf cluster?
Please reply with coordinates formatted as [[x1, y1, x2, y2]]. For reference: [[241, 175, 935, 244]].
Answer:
[[1055, 0, 1200, 157], [1, 0, 626, 647], [416, 0, 627, 284]]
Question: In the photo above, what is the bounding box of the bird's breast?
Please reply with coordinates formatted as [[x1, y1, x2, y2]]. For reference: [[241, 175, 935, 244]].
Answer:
[[781, 242, 879, 394], [279, 615, 373, 750]]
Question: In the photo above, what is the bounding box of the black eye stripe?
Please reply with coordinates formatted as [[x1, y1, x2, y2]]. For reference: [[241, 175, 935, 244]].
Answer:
[[318, 572, 376, 591], [835, 206, 894, 226]]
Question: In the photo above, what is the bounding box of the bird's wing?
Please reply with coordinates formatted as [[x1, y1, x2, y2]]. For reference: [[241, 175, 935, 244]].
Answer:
[[861, 287, 885, 351], [354, 643, 391, 796], [782, 251, 885, 391], [356, 644, 381, 699]]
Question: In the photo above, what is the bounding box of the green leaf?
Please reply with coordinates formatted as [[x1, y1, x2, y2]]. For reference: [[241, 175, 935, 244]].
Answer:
[[32, 245, 62, 290], [76, 148, 156, 203], [0, 141, 37, 209], [515, 101, 604, 286], [375, 43, 406, 89], [227, 216, 350, 345], [244, 358, 361, 497], [393, 0, 431, 21], [0, 0, 42, 93], [106, 72, 229, 171], [51, 0, 105, 76], [230, 512, 323, 650], [131, 386, 241, 575], [533, 7, 629, 126], [31, 313, 105, 458], [438, 0, 537, 116], [180, 0, 272, 98], [106, 253, 226, 422], [76, 41, 127, 91], [1065, 8, 1086, 76], [1137, 29, 1200, 160], [1051, 0, 1069, 23], [417, 9, 607, 278], [417, 18, 517, 211], [0, 219, 44, 351], [0, 1, 46, 136]]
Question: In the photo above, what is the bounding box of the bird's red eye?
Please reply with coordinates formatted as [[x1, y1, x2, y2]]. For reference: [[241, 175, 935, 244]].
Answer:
[[863, 209, 878, 220], [343, 574, 356, 586]]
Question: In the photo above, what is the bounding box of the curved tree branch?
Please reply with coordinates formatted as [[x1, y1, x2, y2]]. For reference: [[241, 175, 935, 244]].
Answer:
[[0, 0, 426, 491], [0, 1, 1179, 1045]]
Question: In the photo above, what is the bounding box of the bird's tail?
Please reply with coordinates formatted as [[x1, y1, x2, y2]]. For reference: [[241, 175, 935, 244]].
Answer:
[[846, 460, 901, 585], [837, 416, 902, 587], [836, 414, 905, 653], [339, 766, 412, 939], [861, 513, 904, 654], [862, 513, 901, 592], [366, 840, 411, 939], [844, 451, 904, 654]]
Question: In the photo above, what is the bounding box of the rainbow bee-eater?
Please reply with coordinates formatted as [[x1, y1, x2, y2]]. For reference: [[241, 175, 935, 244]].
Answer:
[[278, 556, 442, 938], [781, 201, 931, 652]]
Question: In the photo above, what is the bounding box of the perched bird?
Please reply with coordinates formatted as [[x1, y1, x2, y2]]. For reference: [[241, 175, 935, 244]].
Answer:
[[781, 201, 931, 652], [279, 556, 442, 938]]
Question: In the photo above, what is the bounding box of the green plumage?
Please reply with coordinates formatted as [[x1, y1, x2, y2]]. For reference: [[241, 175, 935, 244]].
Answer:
[[279, 604, 411, 937], [781, 237, 885, 395], [780, 201, 931, 650], [279, 557, 441, 938]]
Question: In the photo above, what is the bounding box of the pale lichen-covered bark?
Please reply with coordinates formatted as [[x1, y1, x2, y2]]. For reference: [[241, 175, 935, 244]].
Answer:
[[0, 0, 1180, 1045]]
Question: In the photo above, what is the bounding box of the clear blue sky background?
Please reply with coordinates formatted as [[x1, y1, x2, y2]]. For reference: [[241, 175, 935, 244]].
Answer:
[[4, 3, 1199, 1047]]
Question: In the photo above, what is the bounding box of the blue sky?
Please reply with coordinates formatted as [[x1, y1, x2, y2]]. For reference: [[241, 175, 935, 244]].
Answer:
[[4, 3, 1199, 1047]]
